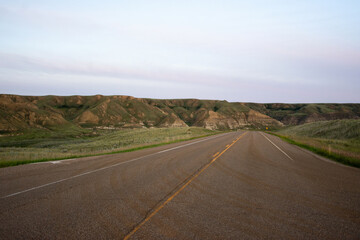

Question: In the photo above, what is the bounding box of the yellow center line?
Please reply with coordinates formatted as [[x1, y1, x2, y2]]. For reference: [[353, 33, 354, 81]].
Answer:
[[123, 131, 248, 240], [213, 152, 220, 157]]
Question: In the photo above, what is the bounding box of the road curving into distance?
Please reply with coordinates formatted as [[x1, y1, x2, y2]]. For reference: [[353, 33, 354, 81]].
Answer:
[[0, 131, 359, 239]]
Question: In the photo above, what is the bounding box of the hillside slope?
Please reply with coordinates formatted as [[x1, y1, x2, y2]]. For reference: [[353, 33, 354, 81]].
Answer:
[[0, 94, 282, 132], [245, 103, 360, 125], [277, 119, 360, 140], [1, 94, 359, 132], [275, 119, 360, 165]]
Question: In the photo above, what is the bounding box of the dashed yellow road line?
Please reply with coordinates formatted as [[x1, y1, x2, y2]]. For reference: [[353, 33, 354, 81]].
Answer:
[[213, 152, 220, 157], [123, 132, 248, 240]]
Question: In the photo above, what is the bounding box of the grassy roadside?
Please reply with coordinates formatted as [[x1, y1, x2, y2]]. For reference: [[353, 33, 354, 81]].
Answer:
[[266, 132, 360, 168], [0, 127, 225, 168]]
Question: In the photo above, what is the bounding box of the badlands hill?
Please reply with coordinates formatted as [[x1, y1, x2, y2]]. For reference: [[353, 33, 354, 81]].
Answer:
[[0, 94, 359, 132]]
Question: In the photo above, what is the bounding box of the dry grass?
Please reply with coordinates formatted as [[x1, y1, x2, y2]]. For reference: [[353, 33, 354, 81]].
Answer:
[[0, 127, 219, 167], [272, 119, 360, 167]]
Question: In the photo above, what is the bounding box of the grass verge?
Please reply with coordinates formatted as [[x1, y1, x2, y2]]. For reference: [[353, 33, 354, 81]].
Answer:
[[0, 130, 224, 168], [267, 132, 360, 168]]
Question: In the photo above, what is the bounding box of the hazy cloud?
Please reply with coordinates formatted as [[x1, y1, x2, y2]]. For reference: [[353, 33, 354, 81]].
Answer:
[[0, 1, 359, 102]]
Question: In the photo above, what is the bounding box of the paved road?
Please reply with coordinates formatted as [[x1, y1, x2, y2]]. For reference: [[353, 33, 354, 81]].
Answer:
[[0, 131, 359, 239]]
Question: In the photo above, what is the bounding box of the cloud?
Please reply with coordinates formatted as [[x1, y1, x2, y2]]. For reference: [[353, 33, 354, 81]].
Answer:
[[0, 2, 359, 103], [0, 52, 240, 87]]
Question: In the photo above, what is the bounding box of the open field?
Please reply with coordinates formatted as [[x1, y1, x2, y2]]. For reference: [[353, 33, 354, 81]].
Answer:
[[0, 126, 219, 167], [273, 119, 360, 167]]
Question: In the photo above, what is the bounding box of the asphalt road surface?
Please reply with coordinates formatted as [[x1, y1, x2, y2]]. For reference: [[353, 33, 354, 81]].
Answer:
[[0, 131, 359, 239]]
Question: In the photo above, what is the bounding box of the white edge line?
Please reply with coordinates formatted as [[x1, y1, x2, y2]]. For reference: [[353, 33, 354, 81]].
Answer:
[[260, 132, 294, 161], [1, 154, 154, 199], [157, 136, 220, 153], [289, 142, 359, 170], [34, 133, 229, 165], [50, 159, 76, 164], [1, 132, 232, 199]]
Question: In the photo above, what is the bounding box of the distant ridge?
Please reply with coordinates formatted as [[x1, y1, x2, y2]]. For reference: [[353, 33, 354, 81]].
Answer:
[[0, 94, 359, 132]]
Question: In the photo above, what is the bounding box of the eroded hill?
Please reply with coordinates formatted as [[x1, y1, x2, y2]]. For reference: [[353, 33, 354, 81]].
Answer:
[[0, 94, 359, 132]]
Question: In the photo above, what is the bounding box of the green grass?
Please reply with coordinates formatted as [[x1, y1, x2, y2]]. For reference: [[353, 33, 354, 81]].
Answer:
[[267, 133, 360, 168], [277, 119, 360, 139], [0, 127, 222, 168], [271, 119, 360, 168]]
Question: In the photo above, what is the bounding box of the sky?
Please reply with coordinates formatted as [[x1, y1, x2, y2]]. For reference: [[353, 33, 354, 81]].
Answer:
[[0, 0, 359, 103]]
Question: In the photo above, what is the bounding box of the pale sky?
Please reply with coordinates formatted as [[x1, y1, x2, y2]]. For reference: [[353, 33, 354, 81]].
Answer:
[[0, 0, 359, 103]]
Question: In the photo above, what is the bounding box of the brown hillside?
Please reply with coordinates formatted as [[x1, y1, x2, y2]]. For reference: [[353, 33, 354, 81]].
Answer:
[[244, 103, 360, 125], [0, 94, 282, 132], [1, 94, 359, 132]]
